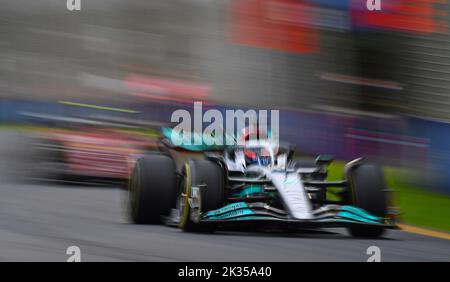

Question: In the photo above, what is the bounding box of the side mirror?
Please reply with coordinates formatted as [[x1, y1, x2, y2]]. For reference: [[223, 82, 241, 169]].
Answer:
[[315, 154, 334, 166]]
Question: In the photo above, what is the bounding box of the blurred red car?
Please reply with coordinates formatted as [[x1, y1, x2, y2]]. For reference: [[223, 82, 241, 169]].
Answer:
[[31, 126, 158, 184]]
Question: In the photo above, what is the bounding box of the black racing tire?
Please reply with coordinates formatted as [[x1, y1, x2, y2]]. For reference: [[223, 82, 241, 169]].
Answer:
[[346, 163, 388, 238], [180, 159, 225, 232], [128, 154, 177, 224]]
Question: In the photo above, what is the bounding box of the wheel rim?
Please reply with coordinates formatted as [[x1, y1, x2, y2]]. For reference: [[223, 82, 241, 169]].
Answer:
[[129, 162, 140, 219], [179, 163, 191, 229]]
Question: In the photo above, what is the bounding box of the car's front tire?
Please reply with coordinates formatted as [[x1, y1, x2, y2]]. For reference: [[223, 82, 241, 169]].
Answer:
[[128, 154, 177, 224], [179, 159, 225, 232], [345, 163, 388, 237]]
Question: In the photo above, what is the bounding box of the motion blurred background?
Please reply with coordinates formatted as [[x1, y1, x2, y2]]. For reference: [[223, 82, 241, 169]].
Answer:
[[0, 0, 449, 232]]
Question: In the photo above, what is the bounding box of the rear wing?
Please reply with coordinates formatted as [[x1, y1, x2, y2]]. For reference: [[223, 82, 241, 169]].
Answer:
[[161, 127, 227, 152], [160, 127, 294, 155]]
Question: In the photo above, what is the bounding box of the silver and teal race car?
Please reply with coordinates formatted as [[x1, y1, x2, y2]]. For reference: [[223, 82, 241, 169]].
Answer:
[[127, 128, 397, 237]]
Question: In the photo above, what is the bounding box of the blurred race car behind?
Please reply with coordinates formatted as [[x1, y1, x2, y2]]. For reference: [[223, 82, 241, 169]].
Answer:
[[28, 114, 159, 184]]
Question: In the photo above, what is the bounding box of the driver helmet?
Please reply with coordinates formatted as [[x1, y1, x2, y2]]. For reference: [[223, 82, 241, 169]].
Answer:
[[239, 126, 271, 167], [243, 148, 271, 166]]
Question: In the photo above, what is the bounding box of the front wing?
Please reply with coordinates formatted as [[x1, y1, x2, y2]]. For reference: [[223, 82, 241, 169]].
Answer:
[[199, 202, 397, 229]]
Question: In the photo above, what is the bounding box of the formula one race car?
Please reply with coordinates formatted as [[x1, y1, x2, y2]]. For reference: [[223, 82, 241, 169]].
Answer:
[[127, 127, 396, 237], [27, 114, 159, 184]]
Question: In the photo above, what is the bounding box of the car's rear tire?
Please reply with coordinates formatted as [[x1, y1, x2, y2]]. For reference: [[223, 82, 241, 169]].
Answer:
[[128, 154, 177, 224], [180, 159, 224, 232], [346, 163, 387, 237]]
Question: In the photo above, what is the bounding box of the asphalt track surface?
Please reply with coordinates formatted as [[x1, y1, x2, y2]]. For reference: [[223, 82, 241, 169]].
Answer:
[[0, 131, 449, 261]]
